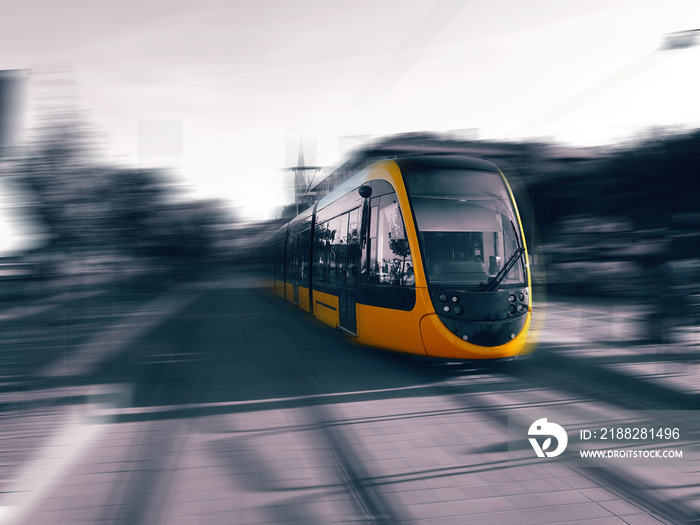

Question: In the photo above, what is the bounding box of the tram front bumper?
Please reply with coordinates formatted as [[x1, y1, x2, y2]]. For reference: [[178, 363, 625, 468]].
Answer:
[[419, 311, 532, 360]]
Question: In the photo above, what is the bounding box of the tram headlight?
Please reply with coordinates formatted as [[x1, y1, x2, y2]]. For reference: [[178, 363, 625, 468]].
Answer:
[[509, 294, 516, 302], [451, 296, 459, 303], [443, 305, 450, 313], [454, 306, 463, 315], [508, 305, 517, 315], [439, 294, 447, 302]]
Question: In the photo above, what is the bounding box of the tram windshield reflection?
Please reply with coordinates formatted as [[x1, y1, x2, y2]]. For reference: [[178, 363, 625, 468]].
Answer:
[[405, 170, 525, 288]]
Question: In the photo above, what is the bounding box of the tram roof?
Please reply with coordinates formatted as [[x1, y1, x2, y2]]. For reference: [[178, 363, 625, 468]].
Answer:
[[315, 154, 501, 212], [394, 154, 500, 173], [280, 154, 505, 232]]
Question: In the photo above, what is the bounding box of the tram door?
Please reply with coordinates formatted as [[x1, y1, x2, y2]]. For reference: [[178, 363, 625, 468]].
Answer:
[[338, 208, 360, 333]]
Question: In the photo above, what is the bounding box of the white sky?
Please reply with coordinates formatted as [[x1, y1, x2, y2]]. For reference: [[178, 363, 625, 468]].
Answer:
[[2, 0, 700, 232]]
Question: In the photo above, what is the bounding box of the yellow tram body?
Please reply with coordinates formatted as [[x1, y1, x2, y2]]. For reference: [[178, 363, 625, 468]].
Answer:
[[270, 156, 532, 360]]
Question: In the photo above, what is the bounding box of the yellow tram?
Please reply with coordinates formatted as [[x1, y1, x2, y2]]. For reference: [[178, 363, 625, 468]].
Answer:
[[269, 155, 532, 359]]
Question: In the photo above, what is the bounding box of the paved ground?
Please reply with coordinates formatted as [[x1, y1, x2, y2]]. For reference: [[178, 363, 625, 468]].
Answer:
[[0, 274, 698, 524], [537, 296, 700, 393]]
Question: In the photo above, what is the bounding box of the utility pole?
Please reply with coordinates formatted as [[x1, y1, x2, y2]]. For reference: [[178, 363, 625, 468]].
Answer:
[[287, 139, 324, 215]]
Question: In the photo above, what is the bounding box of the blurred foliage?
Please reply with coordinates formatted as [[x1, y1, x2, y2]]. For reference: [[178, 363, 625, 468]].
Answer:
[[491, 128, 700, 298], [3, 116, 234, 282], [536, 129, 700, 234]]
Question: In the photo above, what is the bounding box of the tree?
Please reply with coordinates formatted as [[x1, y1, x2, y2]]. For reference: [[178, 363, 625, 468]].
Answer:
[[6, 118, 232, 279]]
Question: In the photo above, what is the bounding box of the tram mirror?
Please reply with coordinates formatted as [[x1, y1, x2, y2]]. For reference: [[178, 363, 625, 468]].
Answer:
[[358, 185, 372, 198], [489, 255, 501, 274]]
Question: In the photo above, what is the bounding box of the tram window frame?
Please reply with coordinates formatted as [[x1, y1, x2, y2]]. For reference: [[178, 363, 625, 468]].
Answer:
[[364, 192, 414, 287], [337, 213, 349, 286], [347, 208, 359, 287], [327, 216, 341, 286], [312, 222, 326, 284], [312, 205, 364, 291], [367, 204, 379, 281], [314, 219, 336, 286], [299, 228, 311, 283]]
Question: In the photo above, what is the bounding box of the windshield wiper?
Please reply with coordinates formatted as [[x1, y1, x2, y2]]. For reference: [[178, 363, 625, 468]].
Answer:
[[485, 221, 524, 291]]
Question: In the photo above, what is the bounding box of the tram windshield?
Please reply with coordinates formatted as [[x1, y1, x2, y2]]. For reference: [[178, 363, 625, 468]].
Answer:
[[404, 170, 525, 289]]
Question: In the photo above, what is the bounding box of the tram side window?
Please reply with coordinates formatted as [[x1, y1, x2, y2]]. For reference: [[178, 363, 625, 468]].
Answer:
[[313, 221, 333, 285], [275, 239, 285, 281], [299, 228, 311, 282], [326, 213, 346, 287], [313, 209, 361, 289], [367, 194, 414, 286], [347, 208, 359, 287], [286, 234, 299, 282], [327, 216, 341, 286]]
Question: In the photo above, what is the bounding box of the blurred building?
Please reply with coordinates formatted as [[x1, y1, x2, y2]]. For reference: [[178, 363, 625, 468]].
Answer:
[[0, 69, 27, 153]]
